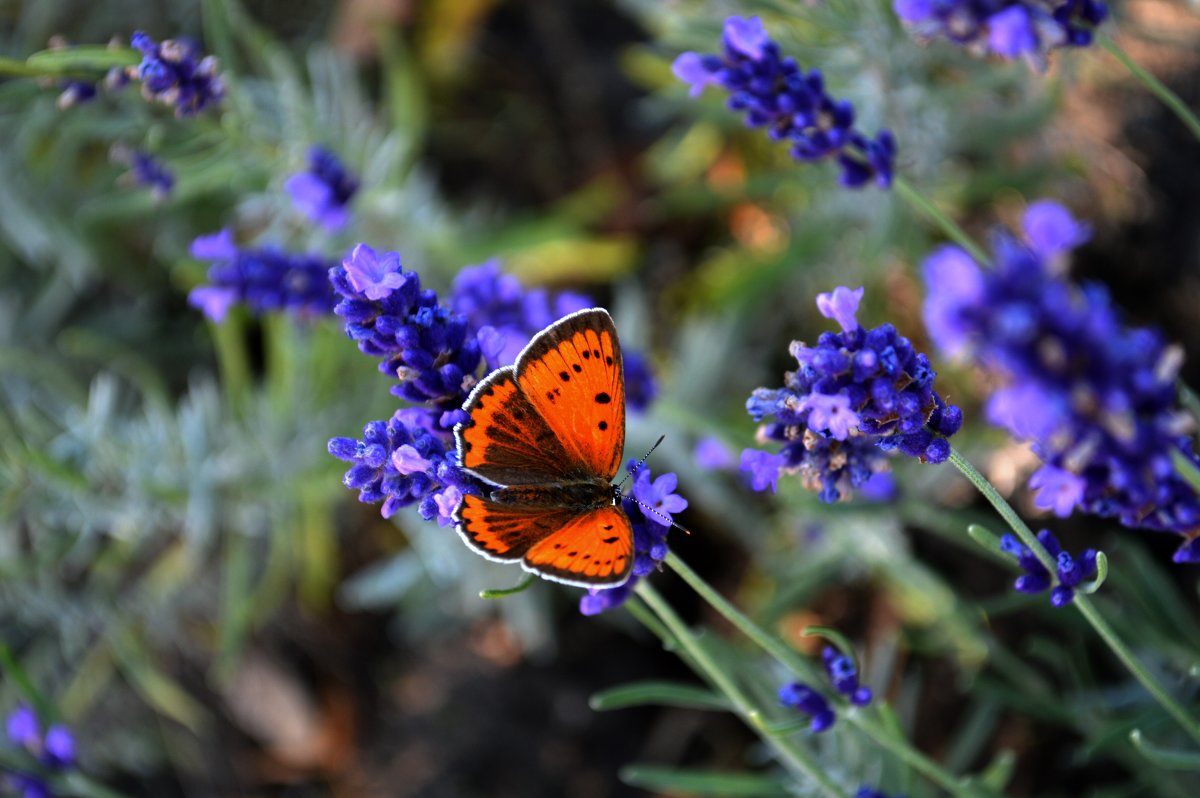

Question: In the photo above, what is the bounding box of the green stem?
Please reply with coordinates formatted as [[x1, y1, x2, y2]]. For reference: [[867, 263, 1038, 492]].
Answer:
[[635, 582, 852, 798], [893, 176, 991, 265], [0, 56, 42, 77], [1099, 36, 1200, 144], [946, 447, 1200, 747], [664, 552, 989, 798], [1178, 384, 1200, 429]]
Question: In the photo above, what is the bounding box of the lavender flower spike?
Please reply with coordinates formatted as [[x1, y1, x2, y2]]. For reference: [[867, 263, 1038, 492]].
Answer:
[[673, 16, 896, 189], [922, 200, 1200, 563], [893, 1, 1109, 64], [744, 285, 960, 502], [188, 230, 335, 321], [1001, 530, 1099, 607], [129, 31, 224, 116]]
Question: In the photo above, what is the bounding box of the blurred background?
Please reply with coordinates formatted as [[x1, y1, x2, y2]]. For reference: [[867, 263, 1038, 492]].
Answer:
[[1, 0, 1199, 796]]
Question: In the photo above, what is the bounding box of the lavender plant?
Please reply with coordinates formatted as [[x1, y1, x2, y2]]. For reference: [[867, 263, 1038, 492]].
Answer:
[[0, 0, 1198, 796]]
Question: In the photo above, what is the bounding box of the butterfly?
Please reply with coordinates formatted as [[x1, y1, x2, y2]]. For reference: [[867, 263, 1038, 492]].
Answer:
[[452, 308, 633, 587]]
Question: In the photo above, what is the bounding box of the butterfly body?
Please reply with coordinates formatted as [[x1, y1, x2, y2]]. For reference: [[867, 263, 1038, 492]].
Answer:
[[489, 481, 621, 510], [453, 308, 634, 587]]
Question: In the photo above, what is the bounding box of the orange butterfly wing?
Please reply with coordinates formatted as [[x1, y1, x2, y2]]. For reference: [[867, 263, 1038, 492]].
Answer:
[[455, 367, 577, 486], [524, 505, 633, 585], [514, 308, 625, 482], [455, 493, 579, 561], [456, 495, 633, 586]]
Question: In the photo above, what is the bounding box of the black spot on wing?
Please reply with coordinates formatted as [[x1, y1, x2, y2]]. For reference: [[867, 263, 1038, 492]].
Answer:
[[595, 392, 611, 404]]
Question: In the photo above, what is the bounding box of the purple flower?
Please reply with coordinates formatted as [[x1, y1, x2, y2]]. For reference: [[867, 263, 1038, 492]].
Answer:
[[342, 244, 409, 301], [6, 705, 38, 747], [448, 260, 587, 368], [674, 17, 896, 189], [631, 469, 688, 528], [922, 200, 1200, 562], [746, 286, 960, 502], [1175, 536, 1200, 564], [740, 449, 786, 493], [893, 1, 1108, 61], [129, 31, 224, 116], [329, 252, 482, 419], [447, 259, 657, 410], [672, 52, 722, 97], [857, 471, 898, 502], [42, 726, 74, 768], [816, 285, 864, 332], [187, 230, 335, 321], [285, 146, 359, 231], [695, 436, 736, 469], [921, 245, 986, 358], [1023, 199, 1091, 257], [580, 583, 634, 616], [723, 16, 769, 60], [328, 413, 469, 520], [1001, 530, 1099, 606], [823, 646, 873, 706], [893, 0, 934, 22], [800, 394, 860, 441], [778, 683, 836, 732], [112, 146, 173, 199], [857, 788, 904, 798], [128, 151, 174, 198], [3, 706, 78, 795], [432, 485, 463, 528], [1028, 464, 1086, 517], [622, 350, 658, 412], [56, 80, 98, 109], [987, 7, 1039, 58]]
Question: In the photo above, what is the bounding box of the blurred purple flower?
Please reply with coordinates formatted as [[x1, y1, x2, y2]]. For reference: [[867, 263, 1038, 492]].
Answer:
[[673, 17, 896, 188], [130, 31, 223, 116], [188, 230, 335, 321], [285, 146, 359, 231], [922, 200, 1200, 562]]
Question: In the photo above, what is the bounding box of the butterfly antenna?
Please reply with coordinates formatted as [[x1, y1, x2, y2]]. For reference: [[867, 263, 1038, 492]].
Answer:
[[614, 434, 666, 490], [615, 435, 692, 536]]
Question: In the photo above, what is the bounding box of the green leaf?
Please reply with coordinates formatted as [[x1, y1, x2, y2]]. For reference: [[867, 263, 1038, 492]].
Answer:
[[0, 56, 43, 77], [967, 523, 1003, 552], [977, 749, 1017, 792], [802, 625, 856, 662], [1078, 551, 1108, 594], [214, 532, 256, 682], [619, 765, 794, 797], [24, 46, 139, 74], [589, 681, 731, 712], [1129, 729, 1200, 771], [0, 643, 52, 719], [1171, 447, 1200, 494], [109, 628, 207, 733], [480, 574, 537, 599], [762, 717, 813, 736]]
